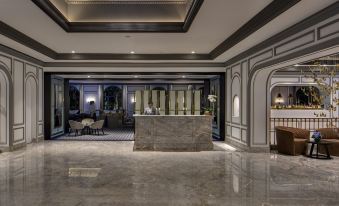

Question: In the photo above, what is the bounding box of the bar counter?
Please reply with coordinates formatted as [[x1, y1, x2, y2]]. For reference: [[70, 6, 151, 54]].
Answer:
[[133, 115, 213, 151]]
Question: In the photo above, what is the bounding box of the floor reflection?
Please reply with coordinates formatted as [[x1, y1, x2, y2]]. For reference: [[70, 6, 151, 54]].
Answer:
[[0, 141, 339, 205]]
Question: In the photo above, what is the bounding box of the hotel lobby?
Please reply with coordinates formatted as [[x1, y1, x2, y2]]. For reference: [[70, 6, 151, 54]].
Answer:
[[0, 0, 339, 205]]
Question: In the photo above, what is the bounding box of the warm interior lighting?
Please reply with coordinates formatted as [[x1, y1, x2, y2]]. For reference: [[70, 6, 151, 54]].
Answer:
[[191, 51, 196, 54], [130, 51, 135, 54], [87, 75, 91, 78], [275, 93, 284, 103], [131, 96, 136, 103], [86, 97, 95, 103], [71, 50, 75, 53], [182, 75, 186, 78]]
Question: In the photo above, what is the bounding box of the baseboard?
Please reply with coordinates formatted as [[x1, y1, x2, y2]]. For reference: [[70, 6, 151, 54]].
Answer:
[[12, 142, 26, 150], [225, 137, 248, 151], [225, 137, 270, 153]]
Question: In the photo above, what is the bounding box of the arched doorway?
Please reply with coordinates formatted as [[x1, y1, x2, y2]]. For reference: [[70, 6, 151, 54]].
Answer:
[[25, 76, 38, 144], [0, 68, 10, 148], [248, 47, 339, 150]]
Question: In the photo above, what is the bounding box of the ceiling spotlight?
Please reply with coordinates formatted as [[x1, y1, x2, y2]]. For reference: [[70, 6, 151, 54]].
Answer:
[[191, 51, 196, 54], [87, 76, 91, 78], [71, 50, 75, 53], [182, 75, 186, 78], [130, 51, 135, 54], [134, 75, 138, 78]]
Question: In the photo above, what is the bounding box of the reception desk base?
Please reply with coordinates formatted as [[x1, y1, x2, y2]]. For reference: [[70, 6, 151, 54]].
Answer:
[[134, 115, 213, 151]]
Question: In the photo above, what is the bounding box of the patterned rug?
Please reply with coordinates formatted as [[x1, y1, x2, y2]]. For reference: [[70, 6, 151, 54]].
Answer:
[[54, 128, 134, 141]]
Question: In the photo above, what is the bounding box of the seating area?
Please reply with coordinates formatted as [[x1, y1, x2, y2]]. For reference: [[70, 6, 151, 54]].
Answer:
[[317, 128, 339, 156], [69, 119, 105, 136], [275, 126, 339, 157]]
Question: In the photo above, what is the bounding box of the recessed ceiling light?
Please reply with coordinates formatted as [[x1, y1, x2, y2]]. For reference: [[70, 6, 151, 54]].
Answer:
[[134, 75, 138, 78], [182, 75, 186, 78], [191, 51, 196, 54], [130, 51, 135, 54], [87, 76, 91, 78], [72, 50, 75, 53]]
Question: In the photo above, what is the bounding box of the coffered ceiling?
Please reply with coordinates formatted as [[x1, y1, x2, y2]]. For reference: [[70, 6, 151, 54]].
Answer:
[[33, 0, 202, 32], [50, 0, 194, 22], [0, 0, 337, 63]]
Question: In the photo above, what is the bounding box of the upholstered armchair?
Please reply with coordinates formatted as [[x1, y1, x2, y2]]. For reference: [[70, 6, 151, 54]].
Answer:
[[90, 120, 105, 135], [69, 120, 84, 136], [275, 126, 310, 155], [317, 128, 339, 156]]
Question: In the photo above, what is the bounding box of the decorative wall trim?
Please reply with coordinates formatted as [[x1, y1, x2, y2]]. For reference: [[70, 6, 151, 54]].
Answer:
[[13, 59, 25, 126], [210, 0, 300, 59], [225, 1, 339, 67], [0, 21, 57, 59], [31, 0, 204, 33], [274, 30, 315, 56], [317, 18, 339, 40], [0, 65, 13, 148], [0, 44, 44, 66]]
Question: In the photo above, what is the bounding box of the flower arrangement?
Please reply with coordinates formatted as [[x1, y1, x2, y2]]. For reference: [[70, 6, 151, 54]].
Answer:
[[312, 131, 322, 143], [204, 95, 217, 115], [208, 95, 217, 103]]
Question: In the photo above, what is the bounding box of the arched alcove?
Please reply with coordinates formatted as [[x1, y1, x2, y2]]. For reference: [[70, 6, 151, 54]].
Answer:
[[0, 64, 12, 150], [25, 75, 38, 144], [233, 95, 240, 117]]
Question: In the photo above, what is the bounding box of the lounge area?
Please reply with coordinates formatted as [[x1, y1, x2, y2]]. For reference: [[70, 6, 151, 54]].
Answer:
[[0, 0, 339, 205]]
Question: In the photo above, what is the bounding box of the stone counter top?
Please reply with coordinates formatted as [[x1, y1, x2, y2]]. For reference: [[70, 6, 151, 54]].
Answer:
[[134, 115, 213, 151]]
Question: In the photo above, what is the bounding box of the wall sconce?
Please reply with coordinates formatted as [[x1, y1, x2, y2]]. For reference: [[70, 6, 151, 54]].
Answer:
[[86, 97, 95, 103], [131, 96, 136, 103]]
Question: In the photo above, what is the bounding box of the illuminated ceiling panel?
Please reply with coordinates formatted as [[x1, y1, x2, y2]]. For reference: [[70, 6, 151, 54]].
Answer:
[[33, 0, 202, 32]]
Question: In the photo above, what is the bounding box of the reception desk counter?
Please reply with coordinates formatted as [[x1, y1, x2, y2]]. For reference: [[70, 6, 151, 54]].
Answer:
[[134, 115, 213, 151]]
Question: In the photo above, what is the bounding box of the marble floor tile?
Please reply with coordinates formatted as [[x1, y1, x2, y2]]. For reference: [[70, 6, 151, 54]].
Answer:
[[0, 141, 339, 206]]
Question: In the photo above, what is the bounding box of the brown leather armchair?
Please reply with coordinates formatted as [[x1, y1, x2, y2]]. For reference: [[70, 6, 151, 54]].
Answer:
[[317, 128, 339, 156], [275, 126, 310, 155]]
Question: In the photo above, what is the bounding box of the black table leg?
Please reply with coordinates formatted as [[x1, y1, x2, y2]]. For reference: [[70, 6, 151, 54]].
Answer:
[[309, 143, 315, 157], [325, 145, 331, 159]]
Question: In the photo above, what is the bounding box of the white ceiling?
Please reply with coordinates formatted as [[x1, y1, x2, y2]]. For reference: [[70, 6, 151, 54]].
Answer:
[[0, 0, 337, 63]]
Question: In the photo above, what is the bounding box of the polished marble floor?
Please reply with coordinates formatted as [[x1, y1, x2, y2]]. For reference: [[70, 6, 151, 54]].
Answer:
[[0, 141, 339, 206]]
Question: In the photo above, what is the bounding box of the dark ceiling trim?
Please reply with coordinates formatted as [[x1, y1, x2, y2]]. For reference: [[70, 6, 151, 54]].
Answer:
[[44, 62, 225, 67], [224, 1, 339, 67], [31, 0, 204, 33], [0, 44, 44, 66], [1, 0, 302, 61], [0, 21, 57, 59], [210, 0, 301, 59]]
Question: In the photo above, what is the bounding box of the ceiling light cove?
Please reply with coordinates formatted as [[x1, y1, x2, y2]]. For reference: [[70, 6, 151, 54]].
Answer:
[[32, 0, 204, 32], [65, 0, 189, 5]]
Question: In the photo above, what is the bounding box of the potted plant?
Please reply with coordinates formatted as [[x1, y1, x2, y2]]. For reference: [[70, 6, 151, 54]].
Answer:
[[203, 107, 213, 115]]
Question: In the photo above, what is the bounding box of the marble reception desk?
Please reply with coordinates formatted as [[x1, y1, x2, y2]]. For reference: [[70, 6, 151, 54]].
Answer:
[[134, 115, 213, 151]]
